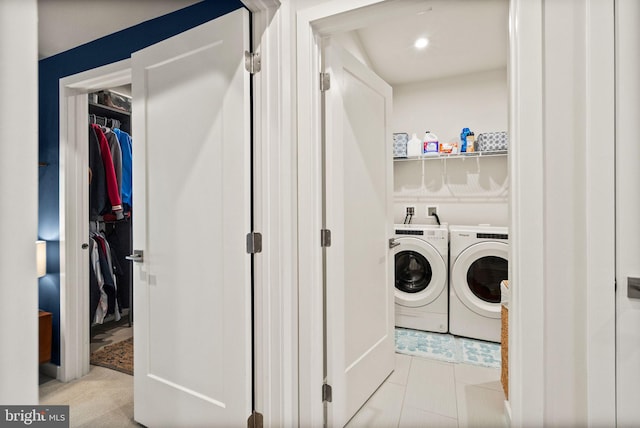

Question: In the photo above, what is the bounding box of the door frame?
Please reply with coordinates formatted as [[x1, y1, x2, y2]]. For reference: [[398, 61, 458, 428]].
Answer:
[[52, 0, 617, 425], [296, 0, 616, 426], [58, 59, 132, 383], [57, 1, 297, 426], [615, 0, 640, 423]]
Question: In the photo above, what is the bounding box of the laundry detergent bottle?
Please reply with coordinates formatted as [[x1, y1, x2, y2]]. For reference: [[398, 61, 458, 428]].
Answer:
[[460, 127, 471, 152], [423, 131, 439, 155], [407, 133, 422, 157]]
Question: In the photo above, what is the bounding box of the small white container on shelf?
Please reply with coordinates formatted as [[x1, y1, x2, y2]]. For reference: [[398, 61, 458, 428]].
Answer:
[[406, 133, 422, 157]]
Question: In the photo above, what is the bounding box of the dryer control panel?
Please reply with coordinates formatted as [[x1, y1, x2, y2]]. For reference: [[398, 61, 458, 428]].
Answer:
[[394, 227, 447, 241], [477, 233, 508, 240]]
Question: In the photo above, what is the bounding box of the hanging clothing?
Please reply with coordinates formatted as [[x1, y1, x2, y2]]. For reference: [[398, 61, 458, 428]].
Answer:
[[88, 118, 131, 328], [91, 124, 123, 220], [89, 126, 108, 220], [112, 128, 132, 212], [94, 235, 117, 317], [89, 239, 100, 323], [104, 129, 123, 198], [105, 220, 132, 309], [90, 230, 122, 324], [90, 237, 109, 324]]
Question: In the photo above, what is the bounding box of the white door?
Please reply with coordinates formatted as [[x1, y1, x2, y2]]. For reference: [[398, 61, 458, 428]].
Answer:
[[323, 42, 394, 427], [616, 0, 640, 424], [131, 9, 252, 427]]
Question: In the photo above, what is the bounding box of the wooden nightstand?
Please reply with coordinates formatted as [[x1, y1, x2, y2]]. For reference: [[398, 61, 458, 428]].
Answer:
[[39, 310, 52, 364]]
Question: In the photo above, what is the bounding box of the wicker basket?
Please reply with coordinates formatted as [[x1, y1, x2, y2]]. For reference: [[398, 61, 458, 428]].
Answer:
[[501, 280, 509, 400]]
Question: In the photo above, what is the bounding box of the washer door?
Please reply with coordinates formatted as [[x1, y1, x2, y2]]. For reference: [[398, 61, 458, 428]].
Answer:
[[394, 237, 447, 307], [451, 241, 508, 318]]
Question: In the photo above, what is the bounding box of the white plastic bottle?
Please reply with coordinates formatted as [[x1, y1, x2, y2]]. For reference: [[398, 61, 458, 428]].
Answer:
[[406, 133, 422, 157], [466, 132, 475, 152], [423, 131, 439, 155]]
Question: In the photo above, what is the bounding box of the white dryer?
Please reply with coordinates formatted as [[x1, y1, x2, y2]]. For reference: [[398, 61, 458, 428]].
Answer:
[[392, 224, 448, 333], [449, 225, 508, 342]]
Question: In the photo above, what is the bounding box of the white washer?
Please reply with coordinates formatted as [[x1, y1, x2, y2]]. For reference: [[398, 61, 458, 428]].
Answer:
[[449, 225, 509, 342], [393, 223, 449, 333]]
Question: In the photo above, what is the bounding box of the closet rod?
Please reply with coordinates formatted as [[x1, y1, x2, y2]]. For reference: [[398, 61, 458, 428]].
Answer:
[[88, 114, 121, 130]]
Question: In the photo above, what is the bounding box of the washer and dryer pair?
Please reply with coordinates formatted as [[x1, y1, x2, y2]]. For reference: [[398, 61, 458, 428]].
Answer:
[[392, 224, 508, 342]]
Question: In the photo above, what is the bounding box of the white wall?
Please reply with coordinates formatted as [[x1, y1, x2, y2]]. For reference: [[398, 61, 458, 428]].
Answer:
[[508, 0, 615, 425], [331, 31, 373, 69], [542, 1, 588, 423], [393, 68, 508, 144], [392, 69, 508, 226], [0, 0, 39, 404], [616, 0, 640, 424]]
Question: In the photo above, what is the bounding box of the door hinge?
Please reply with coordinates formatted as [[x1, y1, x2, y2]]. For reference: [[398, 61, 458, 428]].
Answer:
[[246, 232, 263, 254], [321, 229, 332, 247], [245, 51, 261, 74], [247, 411, 263, 428], [322, 383, 333, 403], [389, 238, 400, 249], [320, 72, 331, 91]]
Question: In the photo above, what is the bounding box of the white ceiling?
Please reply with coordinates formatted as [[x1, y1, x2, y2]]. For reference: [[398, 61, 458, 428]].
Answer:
[[38, 0, 508, 85], [37, 0, 200, 59], [354, 0, 509, 85]]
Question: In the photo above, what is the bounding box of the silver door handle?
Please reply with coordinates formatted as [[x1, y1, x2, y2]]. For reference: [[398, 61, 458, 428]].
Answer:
[[126, 250, 144, 262], [628, 277, 640, 299], [389, 238, 400, 249]]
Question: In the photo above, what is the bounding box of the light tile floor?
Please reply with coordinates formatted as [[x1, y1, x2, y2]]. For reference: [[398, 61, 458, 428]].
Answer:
[[40, 352, 506, 427], [40, 366, 137, 428], [347, 353, 507, 427]]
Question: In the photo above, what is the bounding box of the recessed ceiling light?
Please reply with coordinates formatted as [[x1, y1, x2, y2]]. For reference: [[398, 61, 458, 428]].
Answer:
[[414, 38, 429, 49]]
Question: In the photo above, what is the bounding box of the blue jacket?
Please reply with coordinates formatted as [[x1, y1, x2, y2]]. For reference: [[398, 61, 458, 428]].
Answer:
[[112, 128, 132, 211]]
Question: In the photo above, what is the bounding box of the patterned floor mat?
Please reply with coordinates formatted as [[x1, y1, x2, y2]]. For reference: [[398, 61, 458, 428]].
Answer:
[[395, 327, 501, 368]]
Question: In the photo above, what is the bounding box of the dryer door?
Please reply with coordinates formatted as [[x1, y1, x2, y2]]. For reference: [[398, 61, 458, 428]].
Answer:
[[451, 241, 508, 318], [394, 237, 447, 307]]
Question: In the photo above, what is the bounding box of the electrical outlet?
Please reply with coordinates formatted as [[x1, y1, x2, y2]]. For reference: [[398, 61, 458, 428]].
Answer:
[[405, 205, 416, 216], [427, 206, 438, 217]]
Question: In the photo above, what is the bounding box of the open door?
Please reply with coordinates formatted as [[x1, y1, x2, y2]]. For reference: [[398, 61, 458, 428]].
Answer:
[[131, 8, 253, 427], [323, 41, 395, 427]]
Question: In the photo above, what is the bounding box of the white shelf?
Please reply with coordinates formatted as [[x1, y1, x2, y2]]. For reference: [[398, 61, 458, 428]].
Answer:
[[394, 150, 507, 162]]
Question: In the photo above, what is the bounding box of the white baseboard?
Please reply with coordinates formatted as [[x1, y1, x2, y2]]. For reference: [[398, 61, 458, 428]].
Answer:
[[504, 400, 512, 426], [39, 362, 59, 380]]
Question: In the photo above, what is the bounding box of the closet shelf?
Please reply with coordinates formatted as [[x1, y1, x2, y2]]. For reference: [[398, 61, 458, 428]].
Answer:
[[89, 101, 131, 117], [394, 150, 507, 162]]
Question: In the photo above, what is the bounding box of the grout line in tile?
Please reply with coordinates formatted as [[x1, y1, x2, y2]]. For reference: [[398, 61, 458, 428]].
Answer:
[[396, 356, 415, 428], [464, 382, 506, 395]]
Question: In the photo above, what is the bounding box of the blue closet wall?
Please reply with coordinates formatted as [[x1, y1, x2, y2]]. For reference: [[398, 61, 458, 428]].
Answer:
[[38, 0, 244, 365]]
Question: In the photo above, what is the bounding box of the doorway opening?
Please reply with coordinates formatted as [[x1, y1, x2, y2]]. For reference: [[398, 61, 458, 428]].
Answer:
[[38, 59, 136, 424], [298, 1, 510, 426], [57, 59, 133, 384], [51, 8, 258, 427], [87, 84, 134, 373], [50, 1, 293, 425]]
